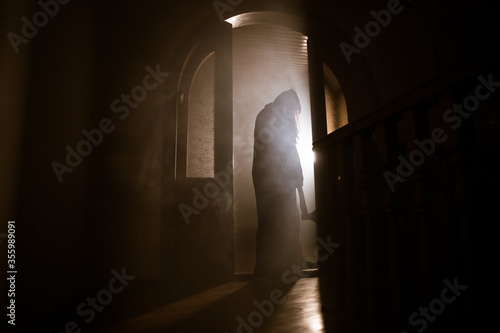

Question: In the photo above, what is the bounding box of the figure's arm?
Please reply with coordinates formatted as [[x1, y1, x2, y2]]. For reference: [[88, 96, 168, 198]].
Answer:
[[298, 186, 308, 219], [297, 187, 316, 222]]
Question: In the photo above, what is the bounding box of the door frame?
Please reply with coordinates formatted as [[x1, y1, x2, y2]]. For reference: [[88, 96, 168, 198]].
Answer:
[[161, 18, 234, 282], [161, 5, 380, 280]]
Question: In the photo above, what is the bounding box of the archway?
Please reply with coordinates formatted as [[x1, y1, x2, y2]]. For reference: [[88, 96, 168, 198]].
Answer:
[[161, 5, 376, 280], [227, 12, 347, 274]]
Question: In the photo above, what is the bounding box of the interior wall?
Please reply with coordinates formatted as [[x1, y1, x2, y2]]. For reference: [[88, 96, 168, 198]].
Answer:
[[0, 0, 31, 230], [10, 1, 95, 327], [0, 0, 33, 317]]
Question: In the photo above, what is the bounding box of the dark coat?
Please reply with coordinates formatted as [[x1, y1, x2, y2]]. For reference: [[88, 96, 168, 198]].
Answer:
[[252, 101, 304, 278]]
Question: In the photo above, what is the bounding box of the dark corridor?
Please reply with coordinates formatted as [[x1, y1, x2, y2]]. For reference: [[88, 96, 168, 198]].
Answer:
[[1, 0, 499, 332]]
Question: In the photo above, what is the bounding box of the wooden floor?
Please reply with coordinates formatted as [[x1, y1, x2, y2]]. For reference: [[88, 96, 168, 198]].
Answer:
[[92, 277, 330, 333]]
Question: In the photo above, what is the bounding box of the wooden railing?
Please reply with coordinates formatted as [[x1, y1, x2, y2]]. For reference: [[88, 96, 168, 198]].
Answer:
[[313, 48, 500, 333]]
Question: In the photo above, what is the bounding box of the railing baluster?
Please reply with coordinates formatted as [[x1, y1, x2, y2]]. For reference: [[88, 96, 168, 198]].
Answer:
[[337, 138, 367, 327], [354, 127, 388, 332]]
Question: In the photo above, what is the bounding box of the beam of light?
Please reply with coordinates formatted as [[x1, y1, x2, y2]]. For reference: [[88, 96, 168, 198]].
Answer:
[[111, 282, 251, 331]]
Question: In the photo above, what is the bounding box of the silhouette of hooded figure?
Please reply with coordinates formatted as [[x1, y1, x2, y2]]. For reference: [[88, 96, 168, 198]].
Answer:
[[252, 89, 303, 279]]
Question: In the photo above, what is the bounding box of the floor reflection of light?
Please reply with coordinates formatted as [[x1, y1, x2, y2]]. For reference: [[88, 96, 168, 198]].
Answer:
[[115, 282, 250, 330], [305, 279, 324, 331], [305, 314, 325, 331]]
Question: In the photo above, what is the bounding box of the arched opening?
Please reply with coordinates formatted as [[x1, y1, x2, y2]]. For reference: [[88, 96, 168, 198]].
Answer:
[[162, 8, 355, 281], [324, 62, 348, 134], [227, 12, 347, 274], [186, 53, 215, 178]]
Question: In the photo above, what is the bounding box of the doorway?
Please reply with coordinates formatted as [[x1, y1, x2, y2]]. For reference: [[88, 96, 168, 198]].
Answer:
[[164, 11, 348, 279], [229, 16, 317, 274]]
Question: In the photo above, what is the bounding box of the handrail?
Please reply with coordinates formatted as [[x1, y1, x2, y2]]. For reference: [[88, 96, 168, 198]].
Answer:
[[313, 46, 500, 151]]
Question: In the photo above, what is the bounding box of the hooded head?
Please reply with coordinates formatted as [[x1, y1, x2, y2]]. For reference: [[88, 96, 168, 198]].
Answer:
[[273, 89, 301, 115], [270, 89, 301, 144]]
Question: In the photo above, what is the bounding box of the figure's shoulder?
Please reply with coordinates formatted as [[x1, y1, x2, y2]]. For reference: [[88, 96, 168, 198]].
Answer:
[[256, 103, 274, 120]]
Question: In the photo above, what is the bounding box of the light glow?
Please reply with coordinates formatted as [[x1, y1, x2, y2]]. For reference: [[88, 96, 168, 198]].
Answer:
[[232, 21, 316, 273]]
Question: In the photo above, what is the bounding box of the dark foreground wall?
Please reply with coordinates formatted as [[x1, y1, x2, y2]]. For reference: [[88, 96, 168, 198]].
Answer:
[[314, 53, 500, 333]]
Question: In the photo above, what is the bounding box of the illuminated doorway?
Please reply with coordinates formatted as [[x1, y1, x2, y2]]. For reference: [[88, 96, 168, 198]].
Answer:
[[229, 13, 318, 274], [164, 11, 348, 278]]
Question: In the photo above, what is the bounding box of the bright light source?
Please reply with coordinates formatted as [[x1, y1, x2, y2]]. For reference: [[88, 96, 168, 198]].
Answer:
[[225, 16, 239, 26], [298, 143, 315, 165], [225, 11, 306, 31]]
